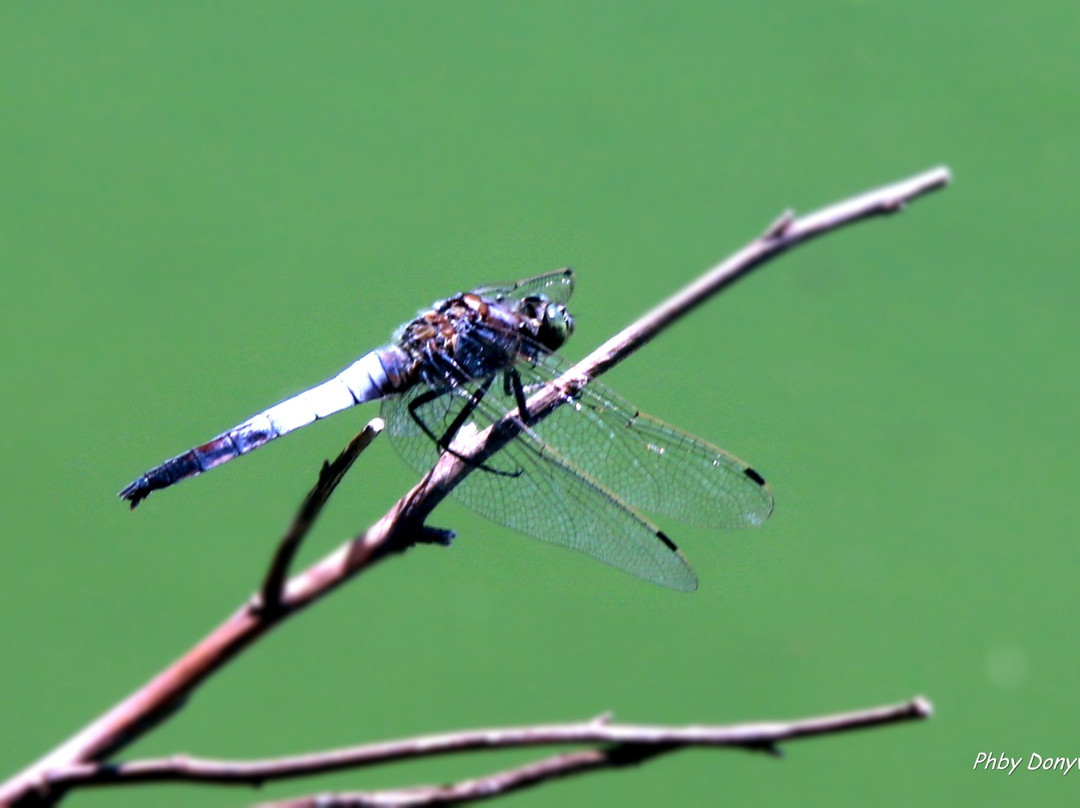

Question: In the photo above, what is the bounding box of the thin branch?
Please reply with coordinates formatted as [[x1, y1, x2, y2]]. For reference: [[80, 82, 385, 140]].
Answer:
[[0, 167, 949, 808], [568, 167, 949, 384], [259, 419, 384, 613], [259, 750, 643, 808], [43, 698, 931, 793], [258, 699, 932, 806]]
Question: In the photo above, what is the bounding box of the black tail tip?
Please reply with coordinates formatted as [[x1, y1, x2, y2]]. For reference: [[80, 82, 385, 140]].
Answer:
[[118, 479, 150, 510]]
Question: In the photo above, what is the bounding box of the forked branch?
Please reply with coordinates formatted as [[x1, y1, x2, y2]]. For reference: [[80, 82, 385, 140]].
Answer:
[[0, 167, 949, 808], [259, 419, 385, 613]]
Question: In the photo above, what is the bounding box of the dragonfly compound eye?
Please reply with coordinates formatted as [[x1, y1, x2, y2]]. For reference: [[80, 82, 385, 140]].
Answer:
[[537, 302, 574, 350]]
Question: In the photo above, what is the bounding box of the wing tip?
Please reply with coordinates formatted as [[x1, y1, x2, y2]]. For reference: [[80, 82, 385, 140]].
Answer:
[[741, 466, 775, 527], [655, 530, 699, 593]]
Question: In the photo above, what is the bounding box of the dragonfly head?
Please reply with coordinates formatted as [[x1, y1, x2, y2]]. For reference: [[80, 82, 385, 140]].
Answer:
[[534, 300, 574, 352], [517, 294, 574, 352]]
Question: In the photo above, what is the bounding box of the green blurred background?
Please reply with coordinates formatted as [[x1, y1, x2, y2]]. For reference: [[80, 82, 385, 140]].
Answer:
[[1, 3, 1076, 805]]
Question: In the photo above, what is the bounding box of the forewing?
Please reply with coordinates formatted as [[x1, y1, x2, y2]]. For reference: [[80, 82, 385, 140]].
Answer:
[[470, 268, 575, 306], [516, 354, 774, 529]]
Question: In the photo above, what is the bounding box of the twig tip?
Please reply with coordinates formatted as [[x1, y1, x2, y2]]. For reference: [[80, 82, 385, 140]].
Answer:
[[916, 165, 952, 192], [763, 209, 796, 239], [912, 696, 934, 718], [419, 525, 456, 546]]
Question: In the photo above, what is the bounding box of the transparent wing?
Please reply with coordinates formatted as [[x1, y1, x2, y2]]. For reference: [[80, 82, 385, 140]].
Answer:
[[515, 354, 774, 529], [381, 380, 697, 591], [470, 268, 575, 306]]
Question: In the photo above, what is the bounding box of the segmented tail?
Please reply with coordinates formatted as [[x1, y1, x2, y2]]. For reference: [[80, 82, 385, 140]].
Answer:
[[119, 347, 408, 508]]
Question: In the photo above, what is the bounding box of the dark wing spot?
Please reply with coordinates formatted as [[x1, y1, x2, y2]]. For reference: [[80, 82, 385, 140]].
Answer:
[[744, 467, 766, 486], [657, 530, 679, 552]]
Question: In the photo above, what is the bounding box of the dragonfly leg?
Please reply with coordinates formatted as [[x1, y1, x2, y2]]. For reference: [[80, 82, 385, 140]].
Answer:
[[504, 367, 530, 422], [438, 375, 496, 448], [407, 381, 522, 478]]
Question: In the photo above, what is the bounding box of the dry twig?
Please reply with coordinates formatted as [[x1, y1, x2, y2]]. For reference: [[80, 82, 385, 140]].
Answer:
[[0, 167, 949, 808], [259, 419, 385, 613], [42, 698, 931, 800]]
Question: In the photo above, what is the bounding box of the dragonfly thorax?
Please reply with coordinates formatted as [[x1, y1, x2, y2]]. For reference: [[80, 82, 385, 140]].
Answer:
[[399, 295, 489, 362], [398, 291, 574, 389]]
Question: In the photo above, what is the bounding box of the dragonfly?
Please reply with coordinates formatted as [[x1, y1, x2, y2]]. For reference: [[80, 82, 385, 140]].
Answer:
[[120, 269, 772, 591]]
